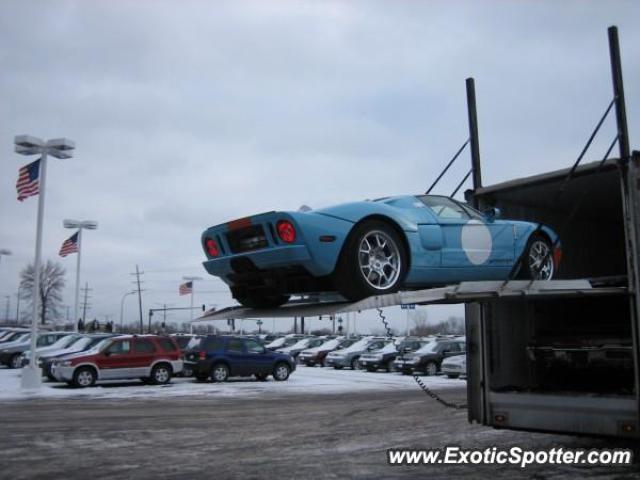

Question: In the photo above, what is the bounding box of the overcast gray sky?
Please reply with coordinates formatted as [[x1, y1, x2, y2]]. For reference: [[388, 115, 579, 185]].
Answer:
[[1, 0, 638, 334]]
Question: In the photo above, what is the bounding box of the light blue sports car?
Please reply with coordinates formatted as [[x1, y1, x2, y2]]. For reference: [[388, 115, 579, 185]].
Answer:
[[201, 195, 560, 308]]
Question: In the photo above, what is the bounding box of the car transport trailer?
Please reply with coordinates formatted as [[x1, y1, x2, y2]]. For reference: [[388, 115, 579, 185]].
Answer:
[[196, 26, 638, 438]]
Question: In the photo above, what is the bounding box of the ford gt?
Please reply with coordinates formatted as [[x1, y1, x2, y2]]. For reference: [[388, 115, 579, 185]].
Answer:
[[201, 195, 560, 308]]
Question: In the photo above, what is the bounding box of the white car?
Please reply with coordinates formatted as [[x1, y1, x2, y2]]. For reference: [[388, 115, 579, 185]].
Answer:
[[441, 354, 467, 379]]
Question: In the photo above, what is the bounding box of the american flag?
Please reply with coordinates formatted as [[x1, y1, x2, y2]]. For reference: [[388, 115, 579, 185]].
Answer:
[[59, 232, 79, 257], [179, 281, 193, 295], [16, 158, 41, 202]]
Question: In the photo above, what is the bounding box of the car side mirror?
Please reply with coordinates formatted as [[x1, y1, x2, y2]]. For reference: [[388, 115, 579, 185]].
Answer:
[[483, 207, 501, 222]]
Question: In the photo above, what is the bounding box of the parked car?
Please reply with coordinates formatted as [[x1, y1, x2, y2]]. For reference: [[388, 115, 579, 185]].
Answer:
[[0, 329, 29, 343], [394, 337, 466, 375], [183, 335, 295, 382], [325, 337, 391, 370], [50, 335, 183, 387], [19, 334, 83, 367], [441, 353, 467, 379], [0, 332, 72, 369], [359, 337, 429, 372], [201, 195, 560, 308], [298, 337, 356, 367], [40, 334, 114, 380], [276, 337, 326, 360]]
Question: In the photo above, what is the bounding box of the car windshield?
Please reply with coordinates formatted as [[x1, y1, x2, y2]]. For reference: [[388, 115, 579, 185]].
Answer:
[[317, 339, 340, 350], [266, 337, 286, 349], [69, 337, 93, 349], [340, 338, 373, 353], [414, 341, 440, 354], [375, 342, 399, 354], [49, 335, 77, 349], [288, 338, 311, 349]]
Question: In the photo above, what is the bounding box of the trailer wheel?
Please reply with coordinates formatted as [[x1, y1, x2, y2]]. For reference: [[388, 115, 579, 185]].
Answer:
[[334, 220, 407, 301]]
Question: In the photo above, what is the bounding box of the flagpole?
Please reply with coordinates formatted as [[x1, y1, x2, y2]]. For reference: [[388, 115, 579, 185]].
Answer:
[[73, 228, 83, 332], [22, 153, 47, 390]]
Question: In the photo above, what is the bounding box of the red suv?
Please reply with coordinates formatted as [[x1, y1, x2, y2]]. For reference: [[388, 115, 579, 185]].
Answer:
[[50, 335, 183, 388]]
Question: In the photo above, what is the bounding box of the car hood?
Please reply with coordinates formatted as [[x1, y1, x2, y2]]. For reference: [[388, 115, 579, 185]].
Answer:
[[0, 343, 29, 353]]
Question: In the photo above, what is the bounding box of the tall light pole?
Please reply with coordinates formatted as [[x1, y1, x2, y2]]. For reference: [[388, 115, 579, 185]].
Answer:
[[120, 291, 136, 333], [15, 134, 74, 390], [63, 219, 98, 332], [182, 275, 203, 333]]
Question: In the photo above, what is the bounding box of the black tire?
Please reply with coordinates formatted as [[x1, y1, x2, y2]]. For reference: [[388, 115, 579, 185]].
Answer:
[[401, 369, 412, 376], [366, 366, 376, 372], [235, 293, 290, 309], [273, 362, 291, 381], [384, 360, 393, 372], [150, 364, 172, 385], [351, 357, 360, 370], [446, 374, 460, 379], [211, 363, 230, 382], [9, 354, 21, 369], [72, 367, 96, 388], [518, 234, 555, 280], [333, 365, 344, 370], [334, 220, 408, 301], [425, 361, 438, 376], [255, 373, 268, 381], [304, 362, 315, 367]]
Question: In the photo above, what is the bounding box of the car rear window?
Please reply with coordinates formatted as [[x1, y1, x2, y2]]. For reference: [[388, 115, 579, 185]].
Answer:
[[134, 339, 156, 353], [157, 338, 177, 352]]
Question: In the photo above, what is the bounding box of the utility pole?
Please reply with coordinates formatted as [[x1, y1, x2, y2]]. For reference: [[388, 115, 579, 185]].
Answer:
[[80, 282, 92, 323], [131, 265, 144, 333], [15, 288, 21, 326]]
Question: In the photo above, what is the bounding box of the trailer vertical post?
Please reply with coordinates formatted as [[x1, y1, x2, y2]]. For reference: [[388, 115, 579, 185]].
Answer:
[[608, 26, 630, 161], [466, 77, 482, 207]]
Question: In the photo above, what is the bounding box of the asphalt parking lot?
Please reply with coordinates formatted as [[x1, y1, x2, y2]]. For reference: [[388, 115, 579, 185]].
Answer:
[[2, 373, 639, 480]]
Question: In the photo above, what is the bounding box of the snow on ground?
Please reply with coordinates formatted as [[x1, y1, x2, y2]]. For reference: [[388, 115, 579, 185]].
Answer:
[[0, 365, 465, 401]]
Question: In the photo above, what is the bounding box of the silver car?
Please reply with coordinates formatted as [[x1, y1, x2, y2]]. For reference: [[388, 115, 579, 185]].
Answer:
[[325, 337, 391, 370]]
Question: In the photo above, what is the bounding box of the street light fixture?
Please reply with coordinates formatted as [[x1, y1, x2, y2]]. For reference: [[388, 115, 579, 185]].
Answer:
[[15, 134, 75, 390], [0, 249, 11, 267], [63, 219, 98, 332], [119, 290, 136, 333]]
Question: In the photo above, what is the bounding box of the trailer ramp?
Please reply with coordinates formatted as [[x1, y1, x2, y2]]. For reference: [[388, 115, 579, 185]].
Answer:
[[194, 280, 627, 321]]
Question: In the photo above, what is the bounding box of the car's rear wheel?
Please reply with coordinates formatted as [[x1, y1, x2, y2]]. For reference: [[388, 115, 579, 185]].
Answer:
[[150, 364, 172, 385], [519, 234, 554, 280], [446, 373, 460, 379], [384, 360, 393, 372], [211, 363, 230, 382], [333, 365, 344, 370], [273, 362, 291, 381], [235, 293, 290, 309], [73, 367, 96, 388], [9, 354, 21, 369], [366, 366, 376, 372], [425, 362, 438, 376], [351, 357, 360, 370], [334, 220, 408, 301]]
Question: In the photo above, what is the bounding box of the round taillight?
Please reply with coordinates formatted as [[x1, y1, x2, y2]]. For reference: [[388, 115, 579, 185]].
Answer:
[[205, 238, 219, 257], [277, 220, 296, 243]]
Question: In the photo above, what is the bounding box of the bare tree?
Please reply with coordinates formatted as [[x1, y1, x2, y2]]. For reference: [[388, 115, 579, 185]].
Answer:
[[19, 260, 66, 325], [409, 309, 430, 336]]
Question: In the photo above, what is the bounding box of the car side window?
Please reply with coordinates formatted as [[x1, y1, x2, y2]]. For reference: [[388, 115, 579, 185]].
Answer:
[[442, 343, 459, 353], [245, 340, 264, 354], [226, 339, 244, 353], [134, 339, 156, 353], [203, 338, 223, 351], [419, 195, 471, 220], [106, 340, 131, 355]]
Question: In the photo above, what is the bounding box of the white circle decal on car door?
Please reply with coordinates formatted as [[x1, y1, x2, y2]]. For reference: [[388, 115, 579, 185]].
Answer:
[[461, 220, 492, 265]]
